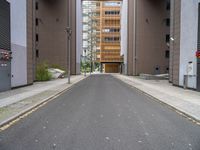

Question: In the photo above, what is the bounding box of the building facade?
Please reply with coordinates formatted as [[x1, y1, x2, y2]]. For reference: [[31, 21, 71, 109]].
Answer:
[[99, 1, 123, 73], [82, 0, 123, 73], [120, 0, 128, 74], [3, 0, 36, 88], [0, 0, 82, 92], [33, 0, 81, 75], [0, 0, 11, 92], [122, 0, 170, 76], [7, 0, 32, 87], [1, 0, 200, 92], [1, 0, 38, 91], [82, 1, 99, 71], [170, 0, 200, 91]]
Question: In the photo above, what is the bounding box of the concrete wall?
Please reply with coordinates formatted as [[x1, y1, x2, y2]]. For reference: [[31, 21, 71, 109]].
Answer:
[[121, 0, 128, 74], [170, 0, 181, 85], [11, 44, 27, 87], [127, 0, 136, 75], [8, 0, 28, 87], [71, 0, 78, 75], [127, 0, 170, 75], [35, 0, 79, 75], [35, 0, 68, 71], [27, 0, 34, 84], [178, 0, 200, 88], [136, 0, 170, 75], [76, 0, 82, 74]]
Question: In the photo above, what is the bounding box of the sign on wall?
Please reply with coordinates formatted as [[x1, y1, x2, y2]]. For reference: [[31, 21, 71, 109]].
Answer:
[[0, 49, 12, 62]]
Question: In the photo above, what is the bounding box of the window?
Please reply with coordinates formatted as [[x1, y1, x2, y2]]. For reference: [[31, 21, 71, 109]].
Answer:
[[102, 28, 120, 33], [36, 18, 39, 26], [166, 1, 170, 10], [105, 11, 120, 15], [155, 67, 160, 71], [104, 37, 120, 42], [96, 3, 100, 7], [165, 50, 170, 58], [36, 34, 39, 42], [166, 18, 170, 27], [35, 2, 39, 10], [104, 2, 121, 7], [105, 20, 120, 26], [166, 34, 170, 43], [56, 18, 60, 22], [36, 49, 39, 58]]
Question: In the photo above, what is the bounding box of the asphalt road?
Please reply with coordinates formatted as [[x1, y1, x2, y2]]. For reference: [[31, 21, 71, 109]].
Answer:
[[0, 74, 200, 150]]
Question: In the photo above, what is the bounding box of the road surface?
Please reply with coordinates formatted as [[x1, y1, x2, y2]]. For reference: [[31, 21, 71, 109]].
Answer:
[[0, 74, 200, 150]]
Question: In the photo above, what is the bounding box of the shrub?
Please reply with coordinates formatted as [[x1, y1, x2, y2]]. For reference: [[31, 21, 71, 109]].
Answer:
[[36, 63, 52, 81]]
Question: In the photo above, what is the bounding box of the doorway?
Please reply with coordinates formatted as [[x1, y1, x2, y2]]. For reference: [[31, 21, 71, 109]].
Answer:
[[0, 0, 11, 92]]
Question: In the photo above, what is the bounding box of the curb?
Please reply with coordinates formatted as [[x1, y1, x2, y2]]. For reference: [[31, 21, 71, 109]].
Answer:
[[0, 75, 89, 130], [112, 74, 200, 126]]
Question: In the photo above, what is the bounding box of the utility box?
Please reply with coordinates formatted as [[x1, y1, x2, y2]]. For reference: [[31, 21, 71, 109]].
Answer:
[[0, 0, 11, 92], [187, 61, 194, 76]]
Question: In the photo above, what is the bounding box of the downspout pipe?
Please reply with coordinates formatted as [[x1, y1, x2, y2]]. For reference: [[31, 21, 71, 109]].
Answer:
[[133, 0, 137, 75]]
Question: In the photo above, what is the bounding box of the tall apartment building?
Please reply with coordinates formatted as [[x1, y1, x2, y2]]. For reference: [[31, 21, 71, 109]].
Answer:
[[99, 1, 123, 73], [170, 0, 200, 91], [1, 0, 200, 92], [82, 1, 123, 73], [1, 0, 82, 92], [34, 0, 82, 75], [122, 0, 170, 76], [82, 1, 99, 70]]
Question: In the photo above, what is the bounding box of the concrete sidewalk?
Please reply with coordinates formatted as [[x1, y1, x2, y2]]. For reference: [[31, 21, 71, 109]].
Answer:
[[0, 75, 87, 126], [113, 74, 200, 123]]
